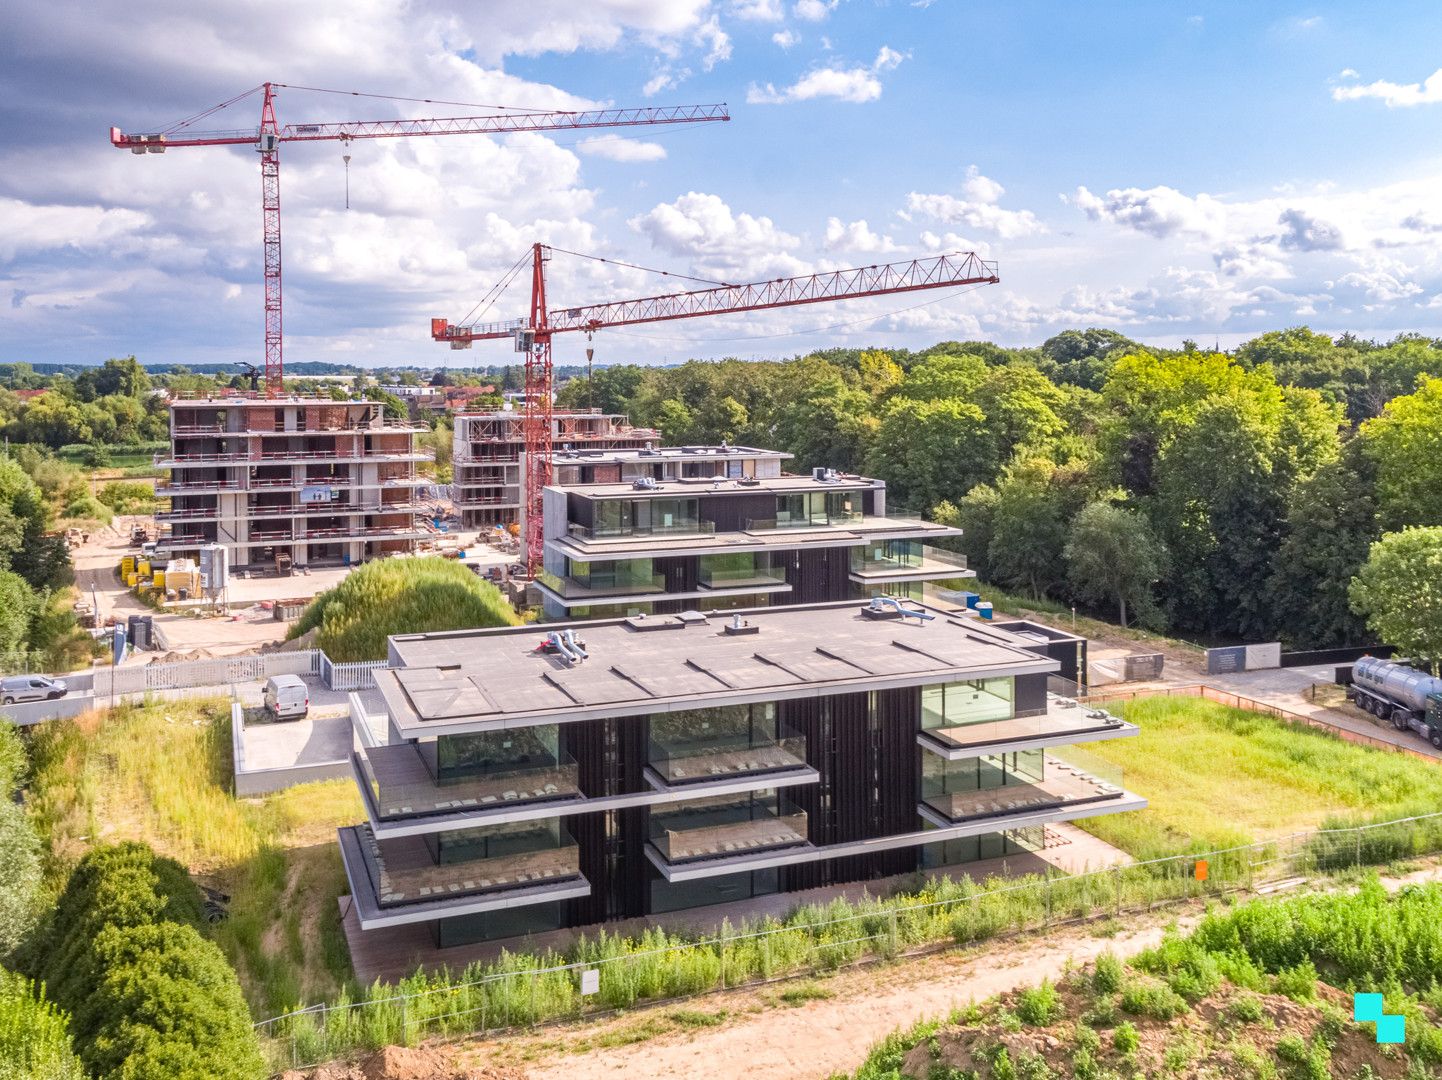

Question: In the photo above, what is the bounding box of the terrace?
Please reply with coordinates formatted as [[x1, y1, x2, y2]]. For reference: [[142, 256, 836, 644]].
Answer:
[[649, 793, 810, 864], [919, 752, 1126, 827], [647, 720, 811, 788], [918, 695, 1139, 757], [354, 743, 582, 821]]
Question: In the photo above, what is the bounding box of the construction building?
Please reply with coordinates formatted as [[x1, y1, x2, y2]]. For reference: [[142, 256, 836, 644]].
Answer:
[[338, 599, 1142, 952], [154, 395, 432, 571], [450, 408, 659, 530], [538, 450, 971, 618]]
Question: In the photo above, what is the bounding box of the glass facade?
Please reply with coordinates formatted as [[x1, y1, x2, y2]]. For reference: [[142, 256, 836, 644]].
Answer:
[[650, 867, 780, 914], [698, 551, 784, 588], [648, 703, 806, 784], [770, 490, 862, 528], [564, 557, 660, 595], [648, 789, 808, 862], [591, 497, 702, 537], [919, 825, 1042, 870], [435, 902, 564, 947], [851, 538, 922, 572], [921, 749, 1045, 803], [921, 678, 1015, 730], [436, 725, 560, 780]]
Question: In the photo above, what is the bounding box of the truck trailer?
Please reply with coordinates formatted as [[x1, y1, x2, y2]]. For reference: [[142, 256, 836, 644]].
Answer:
[[1348, 656, 1442, 747]]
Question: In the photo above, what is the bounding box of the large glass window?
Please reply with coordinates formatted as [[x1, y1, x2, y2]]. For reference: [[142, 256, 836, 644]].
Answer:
[[852, 539, 922, 572], [919, 826, 1041, 870], [921, 749, 1044, 801], [435, 725, 559, 780], [772, 491, 862, 528], [921, 678, 1015, 730], [435, 818, 568, 865], [435, 902, 564, 947], [650, 868, 780, 914], [698, 552, 782, 588], [648, 788, 807, 862], [567, 557, 658, 593], [591, 497, 701, 537], [650, 703, 777, 764]]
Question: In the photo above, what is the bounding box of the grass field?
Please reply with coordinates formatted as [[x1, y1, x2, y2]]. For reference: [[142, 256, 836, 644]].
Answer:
[[1075, 696, 1442, 860], [24, 698, 362, 1016]]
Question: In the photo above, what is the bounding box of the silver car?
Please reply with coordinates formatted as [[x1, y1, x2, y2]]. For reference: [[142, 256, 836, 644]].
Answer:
[[1, 675, 68, 704]]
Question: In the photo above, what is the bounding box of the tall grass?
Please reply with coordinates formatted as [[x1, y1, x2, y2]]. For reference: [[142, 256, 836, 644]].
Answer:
[[25, 698, 362, 1016], [1076, 696, 1442, 860], [0, 968, 83, 1080], [288, 557, 519, 661]]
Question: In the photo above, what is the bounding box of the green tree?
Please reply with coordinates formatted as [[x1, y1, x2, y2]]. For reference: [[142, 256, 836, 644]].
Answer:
[[1360, 375, 1442, 530], [1063, 501, 1166, 627], [890, 352, 987, 403], [652, 398, 697, 444], [73, 357, 151, 402], [1268, 444, 1377, 648], [1350, 527, 1442, 673], [868, 398, 993, 511], [0, 969, 84, 1080], [1038, 328, 1138, 390], [985, 458, 1093, 600]]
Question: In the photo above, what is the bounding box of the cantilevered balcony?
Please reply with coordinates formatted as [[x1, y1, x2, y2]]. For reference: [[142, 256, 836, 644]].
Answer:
[[646, 722, 811, 789], [354, 743, 582, 821], [339, 824, 589, 929], [848, 542, 974, 585], [919, 752, 1126, 827], [648, 793, 810, 864], [918, 696, 1138, 758]]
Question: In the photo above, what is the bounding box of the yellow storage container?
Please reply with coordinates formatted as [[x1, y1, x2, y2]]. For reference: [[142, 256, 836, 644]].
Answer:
[[126, 573, 139, 587], [138, 560, 151, 577], [153, 571, 165, 589], [121, 556, 135, 574]]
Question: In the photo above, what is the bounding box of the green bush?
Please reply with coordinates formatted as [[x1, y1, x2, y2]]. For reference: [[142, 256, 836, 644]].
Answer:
[[1015, 979, 1062, 1026], [60, 492, 111, 524], [1112, 1020, 1139, 1055], [1091, 951, 1124, 994], [97, 480, 156, 515], [1133, 933, 1221, 1003], [1119, 981, 1189, 1021], [1227, 993, 1265, 1023], [0, 967, 83, 1080], [1271, 960, 1318, 1003], [69, 922, 264, 1080], [0, 724, 40, 955], [289, 557, 519, 661]]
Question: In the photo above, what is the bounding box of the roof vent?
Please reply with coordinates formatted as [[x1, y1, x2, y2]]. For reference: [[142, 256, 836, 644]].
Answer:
[[632, 476, 659, 491], [677, 610, 707, 625], [723, 613, 759, 636]]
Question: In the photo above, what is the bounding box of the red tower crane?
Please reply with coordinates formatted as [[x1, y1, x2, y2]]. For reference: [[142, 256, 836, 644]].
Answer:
[[431, 245, 1000, 568], [111, 83, 729, 396]]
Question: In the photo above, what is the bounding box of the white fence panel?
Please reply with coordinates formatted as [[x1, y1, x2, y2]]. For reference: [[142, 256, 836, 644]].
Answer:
[[326, 660, 384, 692]]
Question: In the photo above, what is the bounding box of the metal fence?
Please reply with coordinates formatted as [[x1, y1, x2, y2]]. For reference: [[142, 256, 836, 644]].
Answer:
[[253, 808, 1442, 1071]]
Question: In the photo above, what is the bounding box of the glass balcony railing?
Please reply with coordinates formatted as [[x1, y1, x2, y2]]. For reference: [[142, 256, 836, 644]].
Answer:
[[651, 795, 809, 863], [851, 545, 970, 576], [921, 752, 1125, 824], [356, 744, 581, 819], [358, 825, 581, 907], [537, 572, 666, 598], [567, 519, 715, 541], [697, 563, 787, 589], [648, 723, 808, 785], [920, 698, 1128, 752], [744, 511, 863, 531]]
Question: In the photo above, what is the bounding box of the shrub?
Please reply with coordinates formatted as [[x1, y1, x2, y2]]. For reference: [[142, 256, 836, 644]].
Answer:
[[69, 922, 264, 1080], [1112, 1021, 1139, 1055], [60, 493, 111, 524], [1227, 993, 1265, 1023], [289, 557, 520, 661], [1272, 960, 1318, 1003], [1092, 951, 1125, 994], [1015, 979, 1063, 1026], [1119, 981, 1188, 1021], [97, 480, 156, 515], [0, 801, 41, 956], [0, 967, 83, 1080]]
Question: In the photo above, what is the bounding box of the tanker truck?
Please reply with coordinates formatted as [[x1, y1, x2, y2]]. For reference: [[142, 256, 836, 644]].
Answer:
[[1348, 656, 1442, 748]]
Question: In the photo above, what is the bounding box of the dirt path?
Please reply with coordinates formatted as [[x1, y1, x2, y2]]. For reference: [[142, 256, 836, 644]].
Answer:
[[451, 907, 1202, 1080]]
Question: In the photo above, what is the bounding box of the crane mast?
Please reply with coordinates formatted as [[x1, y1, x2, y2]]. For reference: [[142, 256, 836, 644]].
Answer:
[[433, 246, 1000, 568], [112, 84, 728, 395]]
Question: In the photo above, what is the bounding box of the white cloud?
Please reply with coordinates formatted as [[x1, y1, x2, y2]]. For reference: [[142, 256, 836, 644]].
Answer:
[[1333, 68, 1442, 107], [772, 29, 799, 48], [575, 135, 667, 162], [643, 67, 685, 95], [905, 167, 1044, 239], [695, 15, 733, 70], [823, 217, 898, 253], [1276, 208, 1343, 251], [629, 191, 807, 279], [1338, 67, 1358, 78], [1068, 184, 1225, 239], [731, 0, 784, 19], [748, 46, 907, 104], [793, 0, 838, 21]]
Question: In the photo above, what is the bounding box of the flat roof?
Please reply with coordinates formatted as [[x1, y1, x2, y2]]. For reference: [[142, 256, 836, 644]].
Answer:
[[546, 514, 962, 560], [560, 474, 882, 500], [553, 445, 790, 465], [376, 601, 1058, 737], [169, 396, 374, 407]]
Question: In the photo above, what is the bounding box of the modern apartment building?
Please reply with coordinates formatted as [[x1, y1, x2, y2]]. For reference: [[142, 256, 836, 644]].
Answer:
[[537, 456, 970, 619], [338, 599, 1143, 949], [450, 409, 660, 530], [154, 395, 432, 570]]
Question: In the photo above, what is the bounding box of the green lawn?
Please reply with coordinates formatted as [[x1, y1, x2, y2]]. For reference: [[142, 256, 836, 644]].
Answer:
[[1075, 696, 1442, 860], [25, 698, 361, 1016]]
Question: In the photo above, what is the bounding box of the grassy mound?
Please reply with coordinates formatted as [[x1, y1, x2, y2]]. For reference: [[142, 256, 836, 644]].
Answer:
[[289, 557, 519, 661], [850, 878, 1442, 1080], [1075, 696, 1442, 859]]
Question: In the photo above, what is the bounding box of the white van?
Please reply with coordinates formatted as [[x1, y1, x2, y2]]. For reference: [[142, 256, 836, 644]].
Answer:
[[263, 675, 309, 721]]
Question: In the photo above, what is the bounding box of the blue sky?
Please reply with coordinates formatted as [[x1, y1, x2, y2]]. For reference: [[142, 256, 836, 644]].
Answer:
[[4, 0, 1442, 369]]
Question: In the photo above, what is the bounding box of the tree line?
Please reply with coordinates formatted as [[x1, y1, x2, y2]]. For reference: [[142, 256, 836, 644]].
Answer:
[[556, 327, 1442, 649]]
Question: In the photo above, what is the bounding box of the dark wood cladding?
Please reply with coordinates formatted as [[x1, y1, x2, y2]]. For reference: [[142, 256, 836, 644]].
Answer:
[[698, 492, 774, 532], [780, 686, 920, 890], [782, 547, 853, 605], [656, 555, 698, 594], [1014, 673, 1047, 716], [563, 716, 648, 925]]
